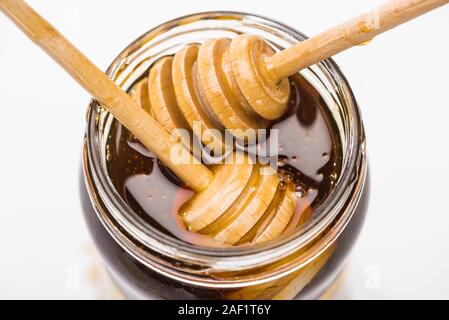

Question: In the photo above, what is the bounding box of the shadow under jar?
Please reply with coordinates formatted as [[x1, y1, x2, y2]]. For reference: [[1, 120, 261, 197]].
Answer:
[[80, 12, 369, 300]]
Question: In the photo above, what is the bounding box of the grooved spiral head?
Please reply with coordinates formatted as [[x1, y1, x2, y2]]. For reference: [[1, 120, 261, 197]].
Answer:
[[147, 34, 290, 146], [131, 34, 297, 245]]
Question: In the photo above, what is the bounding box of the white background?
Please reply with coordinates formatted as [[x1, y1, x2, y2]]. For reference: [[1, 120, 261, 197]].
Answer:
[[0, 0, 448, 299]]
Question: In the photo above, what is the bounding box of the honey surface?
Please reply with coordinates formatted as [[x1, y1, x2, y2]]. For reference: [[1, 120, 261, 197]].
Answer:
[[106, 75, 342, 246]]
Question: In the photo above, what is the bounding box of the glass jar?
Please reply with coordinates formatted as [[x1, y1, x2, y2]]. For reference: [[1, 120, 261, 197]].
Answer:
[[80, 12, 368, 300]]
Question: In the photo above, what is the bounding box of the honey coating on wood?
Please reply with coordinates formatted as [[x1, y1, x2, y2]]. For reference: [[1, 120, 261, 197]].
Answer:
[[106, 35, 340, 247], [106, 74, 342, 247]]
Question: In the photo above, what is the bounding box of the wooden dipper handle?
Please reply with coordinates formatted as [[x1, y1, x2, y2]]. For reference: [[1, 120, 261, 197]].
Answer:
[[265, 0, 449, 82], [0, 0, 213, 192]]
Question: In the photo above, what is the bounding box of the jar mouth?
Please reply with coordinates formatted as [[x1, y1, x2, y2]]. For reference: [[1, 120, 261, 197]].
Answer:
[[83, 11, 367, 273]]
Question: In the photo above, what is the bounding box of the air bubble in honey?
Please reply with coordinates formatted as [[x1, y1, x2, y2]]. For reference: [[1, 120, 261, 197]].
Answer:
[[106, 145, 112, 161], [330, 172, 338, 181], [277, 156, 288, 167], [295, 185, 305, 198]]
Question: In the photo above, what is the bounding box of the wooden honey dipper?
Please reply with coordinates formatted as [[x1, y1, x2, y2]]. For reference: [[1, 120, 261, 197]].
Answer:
[[1, 0, 447, 246], [140, 0, 449, 150]]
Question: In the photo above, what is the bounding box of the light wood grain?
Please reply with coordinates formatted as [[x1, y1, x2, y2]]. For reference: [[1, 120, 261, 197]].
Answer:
[[265, 0, 449, 82], [213, 168, 279, 244], [148, 56, 189, 133], [0, 0, 213, 192], [230, 34, 290, 120], [196, 38, 267, 140], [172, 44, 227, 152], [129, 78, 151, 115], [180, 152, 254, 232], [252, 183, 297, 244]]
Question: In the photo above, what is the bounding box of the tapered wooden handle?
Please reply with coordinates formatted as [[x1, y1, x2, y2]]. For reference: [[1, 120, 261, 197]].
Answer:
[[265, 0, 449, 82], [0, 0, 213, 191]]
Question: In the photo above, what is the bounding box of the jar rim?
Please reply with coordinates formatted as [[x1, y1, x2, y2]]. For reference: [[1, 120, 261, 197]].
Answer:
[[83, 11, 367, 276]]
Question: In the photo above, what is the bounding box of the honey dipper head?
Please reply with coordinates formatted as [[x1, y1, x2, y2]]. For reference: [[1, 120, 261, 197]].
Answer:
[[146, 34, 291, 149], [130, 34, 299, 245], [229, 34, 291, 120], [141, 34, 297, 245]]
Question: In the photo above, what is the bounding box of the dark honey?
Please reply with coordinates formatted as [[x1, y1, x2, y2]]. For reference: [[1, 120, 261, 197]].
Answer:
[[104, 74, 343, 246]]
